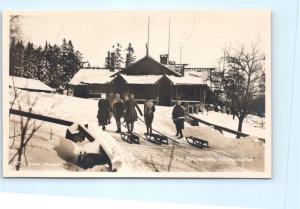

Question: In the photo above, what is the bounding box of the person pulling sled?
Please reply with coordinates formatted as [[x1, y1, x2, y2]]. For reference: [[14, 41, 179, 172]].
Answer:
[[172, 100, 185, 139]]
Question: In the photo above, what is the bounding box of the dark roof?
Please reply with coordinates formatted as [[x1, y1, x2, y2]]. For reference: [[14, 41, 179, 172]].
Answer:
[[113, 55, 182, 77]]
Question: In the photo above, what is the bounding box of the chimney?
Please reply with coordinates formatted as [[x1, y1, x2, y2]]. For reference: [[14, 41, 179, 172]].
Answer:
[[110, 52, 116, 72], [160, 54, 168, 65]]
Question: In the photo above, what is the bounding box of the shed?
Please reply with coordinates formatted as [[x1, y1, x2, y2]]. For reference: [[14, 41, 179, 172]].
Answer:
[[68, 69, 115, 98], [9, 76, 54, 93]]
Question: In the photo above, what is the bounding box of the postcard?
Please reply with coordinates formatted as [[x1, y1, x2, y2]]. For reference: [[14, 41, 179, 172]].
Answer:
[[2, 11, 271, 178]]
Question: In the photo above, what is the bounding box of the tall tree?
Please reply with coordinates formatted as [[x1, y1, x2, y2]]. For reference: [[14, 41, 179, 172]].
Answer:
[[23, 42, 37, 78], [114, 43, 123, 68], [104, 51, 111, 69], [10, 39, 25, 76], [125, 42, 136, 67], [210, 45, 265, 136], [60, 39, 82, 87], [10, 15, 22, 42], [44, 43, 64, 88]]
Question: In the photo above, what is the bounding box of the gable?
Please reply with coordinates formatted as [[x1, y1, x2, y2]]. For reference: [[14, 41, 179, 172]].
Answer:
[[119, 55, 181, 77]]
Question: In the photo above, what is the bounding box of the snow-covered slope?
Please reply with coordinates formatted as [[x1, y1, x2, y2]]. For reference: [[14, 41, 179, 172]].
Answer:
[[9, 90, 265, 173]]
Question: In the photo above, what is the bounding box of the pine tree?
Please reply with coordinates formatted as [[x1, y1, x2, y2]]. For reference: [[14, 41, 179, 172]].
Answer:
[[125, 42, 136, 67], [115, 43, 123, 68], [9, 37, 84, 90], [10, 40, 25, 77], [104, 51, 111, 68], [23, 42, 37, 78]]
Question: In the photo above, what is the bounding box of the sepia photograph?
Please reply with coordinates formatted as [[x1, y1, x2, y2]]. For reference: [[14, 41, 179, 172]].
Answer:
[[2, 11, 271, 178]]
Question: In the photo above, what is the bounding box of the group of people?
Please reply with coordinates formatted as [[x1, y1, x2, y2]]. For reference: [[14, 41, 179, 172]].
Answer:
[[97, 93, 186, 139]]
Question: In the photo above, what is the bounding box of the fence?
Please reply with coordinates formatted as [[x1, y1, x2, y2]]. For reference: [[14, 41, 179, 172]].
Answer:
[[185, 105, 265, 143], [9, 108, 124, 170]]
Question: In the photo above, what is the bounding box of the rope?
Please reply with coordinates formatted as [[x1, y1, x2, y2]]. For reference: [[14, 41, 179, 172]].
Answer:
[[137, 116, 179, 144]]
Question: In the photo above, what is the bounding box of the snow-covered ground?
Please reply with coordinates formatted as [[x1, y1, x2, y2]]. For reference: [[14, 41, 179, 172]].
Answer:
[[192, 111, 266, 139], [8, 90, 265, 173]]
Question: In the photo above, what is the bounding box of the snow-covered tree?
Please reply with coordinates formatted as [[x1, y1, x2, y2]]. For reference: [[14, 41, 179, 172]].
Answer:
[[210, 45, 265, 137], [125, 42, 136, 67], [104, 51, 111, 69], [60, 39, 83, 88], [10, 15, 23, 42], [114, 43, 124, 68]]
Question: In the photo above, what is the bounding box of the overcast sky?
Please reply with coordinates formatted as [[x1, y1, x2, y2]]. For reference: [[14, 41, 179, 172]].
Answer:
[[17, 11, 270, 68]]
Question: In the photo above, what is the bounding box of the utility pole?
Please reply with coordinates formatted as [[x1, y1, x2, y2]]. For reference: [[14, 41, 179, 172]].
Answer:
[[147, 16, 150, 55], [180, 46, 182, 64], [168, 18, 171, 63]]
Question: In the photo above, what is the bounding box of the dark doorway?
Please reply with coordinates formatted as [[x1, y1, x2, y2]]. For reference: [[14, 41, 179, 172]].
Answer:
[[158, 77, 172, 106], [112, 75, 126, 95], [74, 85, 88, 98]]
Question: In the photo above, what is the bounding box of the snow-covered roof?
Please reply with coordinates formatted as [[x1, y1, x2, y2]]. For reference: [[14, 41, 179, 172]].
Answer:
[[9, 76, 54, 92], [120, 75, 163, 84], [166, 74, 207, 85], [68, 69, 115, 85]]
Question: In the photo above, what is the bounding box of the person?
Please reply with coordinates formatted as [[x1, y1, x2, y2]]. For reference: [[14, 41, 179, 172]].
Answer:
[[107, 93, 115, 124], [113, 93, 125, 133], [144, 98, 155, 134], [124, 94, 143, 133], [172, 100, 185, 139], [97, 94, 112, 131]]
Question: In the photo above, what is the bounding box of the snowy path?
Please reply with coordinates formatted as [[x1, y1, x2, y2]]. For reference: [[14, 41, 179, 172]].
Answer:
[[9, 91, 265, 172]]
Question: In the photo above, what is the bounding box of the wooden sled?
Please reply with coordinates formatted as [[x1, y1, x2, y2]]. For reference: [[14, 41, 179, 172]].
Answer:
[[120, 132, 140, 144], [186, 136, 209, 149], [144, 133, 169, 145]]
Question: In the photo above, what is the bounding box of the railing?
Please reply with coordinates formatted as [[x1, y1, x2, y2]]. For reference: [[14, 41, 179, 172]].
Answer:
[[10, 109, 73, 126], [184, 106, 266, 143], [9, 108, 124, 170]]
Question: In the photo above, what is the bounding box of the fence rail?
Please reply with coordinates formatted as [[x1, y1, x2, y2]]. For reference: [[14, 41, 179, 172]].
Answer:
[[9, 108, 124, 170], [10, 109, 73, 126], [187, 114, 265, 143]]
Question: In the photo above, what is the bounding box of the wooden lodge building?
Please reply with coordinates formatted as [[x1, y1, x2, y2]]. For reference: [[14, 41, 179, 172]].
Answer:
[[68, 54, 214, 106]]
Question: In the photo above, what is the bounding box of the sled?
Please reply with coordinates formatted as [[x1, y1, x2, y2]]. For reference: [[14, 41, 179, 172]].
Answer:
[[186, 136, 209, 149], [120, 132, 140, 144], [144, 133, 169, 145]]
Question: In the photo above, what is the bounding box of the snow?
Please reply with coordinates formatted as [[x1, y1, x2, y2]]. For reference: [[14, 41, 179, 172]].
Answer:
[[9, 76, 54, 92], [9, 90, 150, 172], [120, 75, 163, 84], [9, 90, 265, 173], [192, 111, 266, 139], [68, 69, 115, 85], [167, 74, 207, 85]]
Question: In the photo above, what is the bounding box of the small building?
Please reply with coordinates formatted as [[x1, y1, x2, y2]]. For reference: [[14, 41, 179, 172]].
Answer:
[[68, 69, 115, 98], [68, 54, 214, 106], [9, 76, 54, 93]]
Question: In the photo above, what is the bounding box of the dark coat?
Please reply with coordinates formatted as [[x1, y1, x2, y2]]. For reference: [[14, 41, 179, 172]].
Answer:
[[124, 98, 143, 123], [144, 100, 155, 125], [97, 99, 112, 125], [113, 100, 125, 119], [172, 104, 185, 130]]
